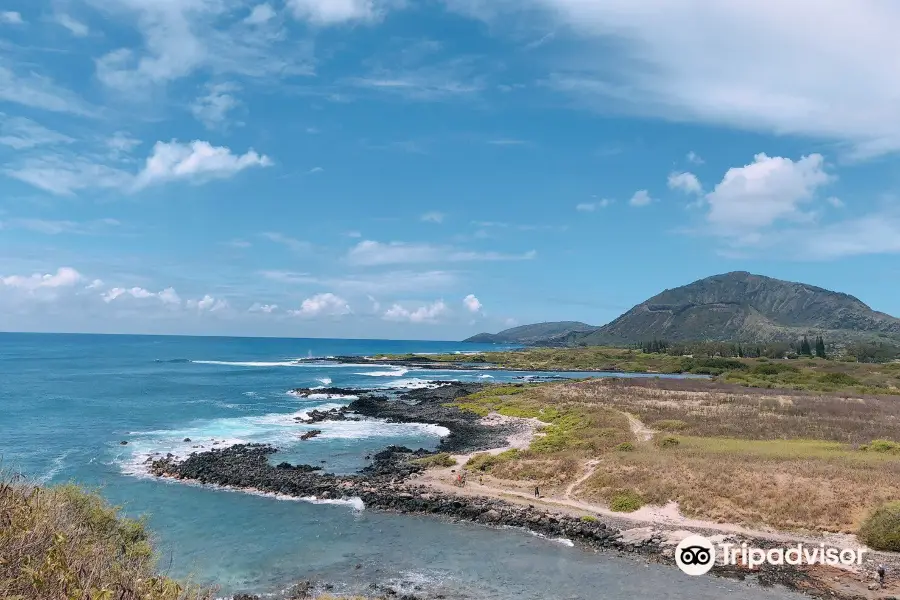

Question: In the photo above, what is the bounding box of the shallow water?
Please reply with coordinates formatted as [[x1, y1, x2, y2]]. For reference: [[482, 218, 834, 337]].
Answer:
[[0, 333, 802, 599]]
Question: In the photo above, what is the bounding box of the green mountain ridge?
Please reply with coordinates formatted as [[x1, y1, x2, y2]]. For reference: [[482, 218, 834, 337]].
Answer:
[[465, 272, 900, 346], [463, 321, 596, 344]]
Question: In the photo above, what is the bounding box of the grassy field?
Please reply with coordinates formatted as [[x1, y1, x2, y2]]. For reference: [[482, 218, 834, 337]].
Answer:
[[377, 348, 900, 395], [452, 378, 900, 534]]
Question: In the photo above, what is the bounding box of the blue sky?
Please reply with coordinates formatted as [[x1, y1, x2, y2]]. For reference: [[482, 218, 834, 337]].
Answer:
[[2, 0, 900, 340]]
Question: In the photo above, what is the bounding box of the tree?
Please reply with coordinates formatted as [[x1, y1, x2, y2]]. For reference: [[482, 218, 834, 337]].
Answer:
[[799, 336, 812, 356], [815, 336, 827, 359]]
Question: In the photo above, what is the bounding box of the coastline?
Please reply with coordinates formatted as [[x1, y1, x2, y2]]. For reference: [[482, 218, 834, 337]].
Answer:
[[147, 382, 899, 600]]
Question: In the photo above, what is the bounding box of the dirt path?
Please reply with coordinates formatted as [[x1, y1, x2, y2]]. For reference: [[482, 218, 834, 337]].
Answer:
[[626, 413, 656, 442], [563, 459, 599, 500]]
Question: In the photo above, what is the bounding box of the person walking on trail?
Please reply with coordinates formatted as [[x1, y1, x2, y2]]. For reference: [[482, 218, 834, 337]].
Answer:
[[534, 486, 540, 498], [878, 565, 886, 588]]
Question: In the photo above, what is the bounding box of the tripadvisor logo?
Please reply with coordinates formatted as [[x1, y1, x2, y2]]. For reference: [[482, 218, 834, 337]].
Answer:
[[674, 535, 868, 576]]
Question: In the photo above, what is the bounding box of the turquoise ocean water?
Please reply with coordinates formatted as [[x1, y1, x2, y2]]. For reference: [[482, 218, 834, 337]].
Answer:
[[0, 333, 802, 599]]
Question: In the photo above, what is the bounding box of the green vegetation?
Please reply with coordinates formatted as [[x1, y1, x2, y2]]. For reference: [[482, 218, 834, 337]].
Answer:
[[651, 420, 688, 432], [615, 442, 635, 452], [858, 502, 900, 551], [0, 477, 212, 600], [465, 450, 520, 472], [861, 439, 900, 454], [608, 490, 645, 513], [413, 453, 457, 468], [580, 515, 598, 523], [655, 435, 681, 449]]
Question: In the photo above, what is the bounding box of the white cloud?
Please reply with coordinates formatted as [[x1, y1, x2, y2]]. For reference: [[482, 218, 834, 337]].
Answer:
[[0, 11, 24, 25], [249, 302, 278, 313], [103, 286, 181, 306], [687, 151, 704, 165], [107, 132, 142, 156], [245, 3, 277, 25], [0, 115, 74, 149], [287, 0, 383, 25], [290, 293, 352, 318], [463, 294, 482, 313], [576, 199, 611, 211], [0, 60, 94, 116], [1, 218, 119, 235], [628, 189, 654, 207], [668, 171, 702, 195], [133, 140, 271, 190], [261, 270, 458, 294], [307, 166, 324, 174], [467, 0, 900, 157], [261, 232, 310, 252], [421, 211, 446, 223], [367, 295, 381, 312], [346, 240, 536, 266], [86, 279, 104, 290], [55, 14, 89, 37], [5, 155, 132, 196], [383, 300, 448, 324], [1, 267, 82, 291], [92, 0, 313, 94], [191, 83, 241, 130], [826, 196, 844, 208], [187, 294, 229, 312], [704, 153, 833, 231]]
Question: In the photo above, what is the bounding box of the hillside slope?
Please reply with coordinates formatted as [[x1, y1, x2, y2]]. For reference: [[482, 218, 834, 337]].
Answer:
[[575, 271, 900, 345], [464, 321, 595, 344]]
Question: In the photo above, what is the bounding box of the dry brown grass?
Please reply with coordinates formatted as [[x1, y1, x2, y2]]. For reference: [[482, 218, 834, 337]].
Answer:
[[453, 379, 900, 532], [0, 474, 212, 600]]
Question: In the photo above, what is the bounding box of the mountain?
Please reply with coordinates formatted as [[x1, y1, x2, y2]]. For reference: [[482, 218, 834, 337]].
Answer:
[[463, 321, 596, 344], [467, 272, 900, 346]]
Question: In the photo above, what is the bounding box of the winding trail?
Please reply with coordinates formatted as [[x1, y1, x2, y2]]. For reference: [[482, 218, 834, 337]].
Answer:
[[625, 413, 656, 443]]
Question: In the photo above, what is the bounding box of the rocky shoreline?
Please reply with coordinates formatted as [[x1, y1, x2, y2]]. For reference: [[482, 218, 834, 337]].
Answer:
[[148, 382, 889, 600]]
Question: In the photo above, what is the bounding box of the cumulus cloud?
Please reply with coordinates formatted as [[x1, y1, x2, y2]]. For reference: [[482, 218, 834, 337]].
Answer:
[[290, 293, 351, 318], [687, 151, 704, 165], [133, 140, 271, 190], [346, 240, 536, 266], [191, 83, 241, 130], [421, 211, 446, 223], [383, 300, 448, 323], [103, 286, 181, 305], [1, 267, 82, 291], [187, 294, 229, 312], [628, 190, 654, 207], [668, 172, 702, 194], [704, 153, 832, 231], [463, 294, 482, 313]]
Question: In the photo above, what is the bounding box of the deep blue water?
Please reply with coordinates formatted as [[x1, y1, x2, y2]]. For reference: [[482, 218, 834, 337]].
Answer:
[[0, 333, 802, 599]]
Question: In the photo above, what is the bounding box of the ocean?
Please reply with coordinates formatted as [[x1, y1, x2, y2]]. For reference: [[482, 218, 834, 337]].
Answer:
[[0, 332, 803, 599]]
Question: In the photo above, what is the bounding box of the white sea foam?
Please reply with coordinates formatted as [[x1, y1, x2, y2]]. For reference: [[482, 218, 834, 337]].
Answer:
[[525, 529, 575, 547], [118, 403, 449, 477], [287, 390, 359, 401], [317, 377, 332, 385], [193, 360, 373, 369], [478, 374, 493, 379], [356, 367, 409, 377], [39, 450, 73, 484], [380, 378, 451, 390]]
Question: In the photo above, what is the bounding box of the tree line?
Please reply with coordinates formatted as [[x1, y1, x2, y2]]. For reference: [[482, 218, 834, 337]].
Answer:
[[636, 336, 900, 362]]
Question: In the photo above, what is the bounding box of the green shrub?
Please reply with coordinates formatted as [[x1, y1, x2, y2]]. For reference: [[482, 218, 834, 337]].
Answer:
[[615, 442, 635, 452], [858, 502, 900, 551], [818, 372, 862, 386], [608, 490, 644, 512], [581, 515, 598, 522], [752, 363, 799, 376], [656, 435, 681, 448], [414, 453, 457, 468], [864, 439, 900, 454], [465, 449, 519, 472]]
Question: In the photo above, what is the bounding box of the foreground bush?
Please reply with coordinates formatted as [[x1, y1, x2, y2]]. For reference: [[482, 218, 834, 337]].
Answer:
[[0, 476, 212, 600], [858, 502, 900, 551]]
